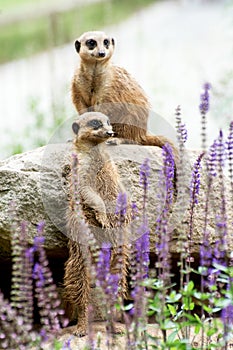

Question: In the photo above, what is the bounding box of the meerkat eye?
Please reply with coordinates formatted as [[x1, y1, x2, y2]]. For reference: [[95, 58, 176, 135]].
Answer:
[[86, 39, 97, 50], [87, 119, 103, 130], [107, 120, 110, 126], [103, 39, 110, 49]]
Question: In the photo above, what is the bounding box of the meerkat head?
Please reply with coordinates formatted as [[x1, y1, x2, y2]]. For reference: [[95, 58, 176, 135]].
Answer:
[[74, 31, 115, 63], [72, 112, 115, 145]]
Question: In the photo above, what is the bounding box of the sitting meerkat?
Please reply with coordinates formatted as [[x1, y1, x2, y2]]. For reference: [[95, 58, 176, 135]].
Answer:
[[71, 31, 177, 156], [63, 111, 130, 337]]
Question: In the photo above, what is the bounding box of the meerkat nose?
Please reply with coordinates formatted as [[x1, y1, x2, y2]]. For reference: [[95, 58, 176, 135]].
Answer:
[[98, 51, 106, 57]]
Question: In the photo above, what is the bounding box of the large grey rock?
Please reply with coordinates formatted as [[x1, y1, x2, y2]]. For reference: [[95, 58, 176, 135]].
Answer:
[[0, 144, 232, 259]]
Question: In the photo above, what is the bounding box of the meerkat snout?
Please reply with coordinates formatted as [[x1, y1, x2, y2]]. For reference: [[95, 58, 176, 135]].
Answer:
[[98, 51, 106, 58]]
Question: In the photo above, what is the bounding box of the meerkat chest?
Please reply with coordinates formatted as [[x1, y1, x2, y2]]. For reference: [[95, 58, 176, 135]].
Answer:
[[80, 65, 112, 106], [79, 150, 119, 199]]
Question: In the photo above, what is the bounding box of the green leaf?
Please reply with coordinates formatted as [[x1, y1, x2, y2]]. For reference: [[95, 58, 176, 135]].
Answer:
[[194, 323, 201, 335], [166, 291, 182, 303], [168, 304, 177, 316], [206, 327, 218, 337], [186, 280, 194, 293], [189, 302, 195, 310], [167, 330, 179, 343]]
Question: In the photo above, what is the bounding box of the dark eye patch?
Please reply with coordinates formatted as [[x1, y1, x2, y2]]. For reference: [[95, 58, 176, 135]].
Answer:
[[86, 39, 97, 50], [87, 119, 103, 130], [103, 39, 110, 49]]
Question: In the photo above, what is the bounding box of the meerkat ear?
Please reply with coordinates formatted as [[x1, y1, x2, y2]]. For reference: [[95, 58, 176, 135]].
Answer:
[[111, 38, 115, 46], [72, 122, 80, 135], [75, 40, 81, 53]]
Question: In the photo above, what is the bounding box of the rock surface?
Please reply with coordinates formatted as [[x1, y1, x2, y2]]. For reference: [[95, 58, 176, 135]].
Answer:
[[0, 143, 232, 259]]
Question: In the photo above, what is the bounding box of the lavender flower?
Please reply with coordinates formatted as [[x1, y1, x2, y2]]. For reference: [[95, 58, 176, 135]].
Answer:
[[135, 158, 151, 277], [226, 121, 233, 198], [216, 129, 226, 168], [199, 83, 211, 115], [62, 337, 73, 350], [95, 243, 120, 342], [131, 225, 150, 318], [188, 152, 204, 256], [199, 83, 211, 151], [96, 243, 119, 298], [156, 144, 175, 285], [139, 158, 150, 190], [115, 192, 128, 218], [0, 290, 22, 349], [11, 221, 34, 335], [190, 153, 204, 206], [175, 106, 188, 148], [221, 277, 233, 345], [215, 131, 227, 256], [131, 201, 139, 221], [135, 222, 150, 279], [200, 230, 212, 277], [162, 143, 175, 205], [37, 220, 45, 234], [221, 303, 233, 330], [32, 227, 66, 333], [201, 141, 217, 294], [206, 140, 217, 178], [128, 159, 151, 340]]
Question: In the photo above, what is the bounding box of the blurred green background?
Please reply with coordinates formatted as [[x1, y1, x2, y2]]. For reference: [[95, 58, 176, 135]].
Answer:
[[0, 0, 156, 63]]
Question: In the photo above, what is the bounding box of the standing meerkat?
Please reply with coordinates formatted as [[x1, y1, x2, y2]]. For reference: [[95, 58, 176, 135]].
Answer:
[[71, 31, 177, 154], [63, 111, 130, 337]]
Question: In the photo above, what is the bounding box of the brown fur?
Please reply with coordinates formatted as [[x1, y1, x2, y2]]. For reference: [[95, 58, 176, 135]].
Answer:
[[63, 112, 130, 336], [71, 31, 177, 157]]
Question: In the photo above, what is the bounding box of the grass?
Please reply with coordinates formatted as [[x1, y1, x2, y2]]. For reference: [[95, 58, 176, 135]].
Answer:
[[0, 0, 156, 63]]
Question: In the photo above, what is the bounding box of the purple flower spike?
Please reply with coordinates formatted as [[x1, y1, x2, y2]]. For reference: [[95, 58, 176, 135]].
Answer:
[[199, 83, 211, 151], [226, 122, 233, 161], [37, 221, 45, 234], [96, 243, 119, 298], [188, 152, 204, 257], [216, 129, 226, 168], [175, 107, 188, 147], [207, 140, 217, 178], [136, 222, 150, 277], [139, 158, 150, 191], [162, 143, 175, 205], [227, 121, 233, 199], [115, 192, 127, 217], [190, 153, 204, 206], [199, 83, 211, 115]]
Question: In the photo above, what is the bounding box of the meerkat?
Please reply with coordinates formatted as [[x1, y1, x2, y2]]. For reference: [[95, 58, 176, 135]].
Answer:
[[71, 31, 177, 157], [63, 111, 130, 337]]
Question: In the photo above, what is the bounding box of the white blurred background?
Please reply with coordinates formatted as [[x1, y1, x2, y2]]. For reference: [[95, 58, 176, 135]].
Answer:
[[0, 0, 233, 159]]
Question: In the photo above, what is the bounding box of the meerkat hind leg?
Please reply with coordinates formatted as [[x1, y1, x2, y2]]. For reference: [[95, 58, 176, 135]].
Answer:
[[74, 304, 89, 337]]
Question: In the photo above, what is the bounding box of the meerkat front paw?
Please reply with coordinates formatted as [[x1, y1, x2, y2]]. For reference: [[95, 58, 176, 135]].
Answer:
[[73, 324, 88, 337], [96, 212, 110, 227], [106, 138, 120, 146]]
